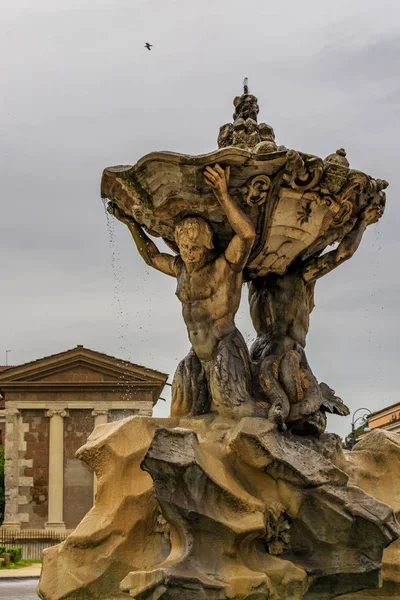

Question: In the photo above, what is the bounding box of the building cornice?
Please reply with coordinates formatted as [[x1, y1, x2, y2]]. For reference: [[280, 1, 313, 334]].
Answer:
[[0, 382, 158, 392], [368, 401, 400, 420], [4, 400, 152, 411]]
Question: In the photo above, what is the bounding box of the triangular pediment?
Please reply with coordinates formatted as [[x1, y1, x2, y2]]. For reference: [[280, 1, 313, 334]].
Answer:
[[20, 360, 151, 384], [0, 346, 168, 387]]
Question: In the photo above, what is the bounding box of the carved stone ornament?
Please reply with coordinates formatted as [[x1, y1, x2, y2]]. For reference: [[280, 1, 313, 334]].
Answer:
[[91, 408, 109, 417], [283, 150, 325, 192], [320, 148, 350, 194], [4, 407, 20, 422], [241, 174, 271, 206], [101, 93, 385, 280], [45, 408, 67, 418]]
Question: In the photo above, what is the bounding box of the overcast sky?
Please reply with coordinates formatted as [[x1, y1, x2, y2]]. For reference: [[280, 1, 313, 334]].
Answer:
[[1, 0, 399, 439]]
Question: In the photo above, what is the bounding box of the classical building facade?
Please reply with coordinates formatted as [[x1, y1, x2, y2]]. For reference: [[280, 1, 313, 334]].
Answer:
[[0, 345, 168, 531]]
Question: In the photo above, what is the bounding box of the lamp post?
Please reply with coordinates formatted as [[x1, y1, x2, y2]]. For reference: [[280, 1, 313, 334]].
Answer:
[[346, 407, 372, 449]]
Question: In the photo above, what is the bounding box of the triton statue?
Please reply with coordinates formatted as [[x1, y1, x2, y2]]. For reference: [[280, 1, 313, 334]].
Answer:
[[113, 164, 264, 420], [249, 201, 382, 433], [104, 82, 386, 434]]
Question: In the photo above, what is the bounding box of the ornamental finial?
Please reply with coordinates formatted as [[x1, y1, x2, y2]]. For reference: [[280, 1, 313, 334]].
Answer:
[[217, 82, 279, 152]]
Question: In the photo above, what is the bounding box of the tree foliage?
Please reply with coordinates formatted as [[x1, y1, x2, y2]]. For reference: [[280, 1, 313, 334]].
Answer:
[[343, 422, 367, 449]]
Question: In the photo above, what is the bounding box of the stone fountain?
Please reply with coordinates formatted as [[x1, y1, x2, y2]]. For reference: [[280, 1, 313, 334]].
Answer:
[[38, 84, 399, 600]]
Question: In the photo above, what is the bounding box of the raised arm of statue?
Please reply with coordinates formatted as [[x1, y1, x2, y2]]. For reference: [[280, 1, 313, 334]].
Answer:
[[110, 206, 177, 277], [204, 164, 256, 271], [303, 204, 379, 283]]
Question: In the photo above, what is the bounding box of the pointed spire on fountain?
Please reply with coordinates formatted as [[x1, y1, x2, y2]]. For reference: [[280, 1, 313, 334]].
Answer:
[[217, 79, 280, 153], [232, 77, 259, 122]]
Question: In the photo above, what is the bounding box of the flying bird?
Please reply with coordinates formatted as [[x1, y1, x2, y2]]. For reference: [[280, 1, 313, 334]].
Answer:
[[145, 42, 153, 51]]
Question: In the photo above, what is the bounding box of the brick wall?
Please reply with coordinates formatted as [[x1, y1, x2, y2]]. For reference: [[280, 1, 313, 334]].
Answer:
[[22, 410, 50, 528], [63, 410, 94, 530]]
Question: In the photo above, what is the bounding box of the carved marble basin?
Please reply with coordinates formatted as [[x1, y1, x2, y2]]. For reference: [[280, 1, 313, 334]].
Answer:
[[101, 146, 384, 278]]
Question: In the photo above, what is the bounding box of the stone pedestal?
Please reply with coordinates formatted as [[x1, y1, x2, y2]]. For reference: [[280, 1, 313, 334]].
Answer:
[[45, 408, 67, 531], [38, 416, 400, 600]]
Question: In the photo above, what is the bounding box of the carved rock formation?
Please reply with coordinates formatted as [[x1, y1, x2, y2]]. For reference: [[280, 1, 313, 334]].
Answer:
[[337, 430, 400, 599], [38, 417, 400, 600]]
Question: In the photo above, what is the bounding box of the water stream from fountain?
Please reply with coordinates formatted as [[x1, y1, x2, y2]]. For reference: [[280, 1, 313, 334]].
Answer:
[[104, 206, 137, 407]]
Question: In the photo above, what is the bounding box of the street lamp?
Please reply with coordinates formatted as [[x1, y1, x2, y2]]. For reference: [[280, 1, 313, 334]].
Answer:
[[345, 407, 372, 449]]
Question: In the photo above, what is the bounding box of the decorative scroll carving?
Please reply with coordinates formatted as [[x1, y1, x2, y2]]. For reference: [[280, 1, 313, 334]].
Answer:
[[331, 199, 353, 227], [91, 409, 109, 417], [241, 174, 271, 206], [283, 150, 324, 191], [4, 408, 20, 423], [338, 170, 372, 205], [45, 408, 67, 418]]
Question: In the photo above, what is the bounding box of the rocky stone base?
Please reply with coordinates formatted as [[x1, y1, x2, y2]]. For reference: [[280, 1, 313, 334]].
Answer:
[[337, 431, 400, 600], [38, 417, 400, 600]]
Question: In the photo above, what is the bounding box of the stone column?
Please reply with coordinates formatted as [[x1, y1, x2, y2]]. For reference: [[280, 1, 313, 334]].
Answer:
[[1, 408, 21, 530], [91, 409, 108, 502], [45, 408, 67, 531]]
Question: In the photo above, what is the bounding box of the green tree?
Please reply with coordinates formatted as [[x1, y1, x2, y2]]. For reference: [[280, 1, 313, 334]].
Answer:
[[0, 445, 4, 525], [343, 422, 367, 450]]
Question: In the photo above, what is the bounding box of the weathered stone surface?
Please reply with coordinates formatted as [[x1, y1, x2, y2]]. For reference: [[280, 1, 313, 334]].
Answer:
[[38, 417, 400, 600], [103, 87, 388, 437], [337, 430, 400, 599], [38, 416, 171, 599], [102, 87, 387, 286], [101, 147, 386, 280]]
